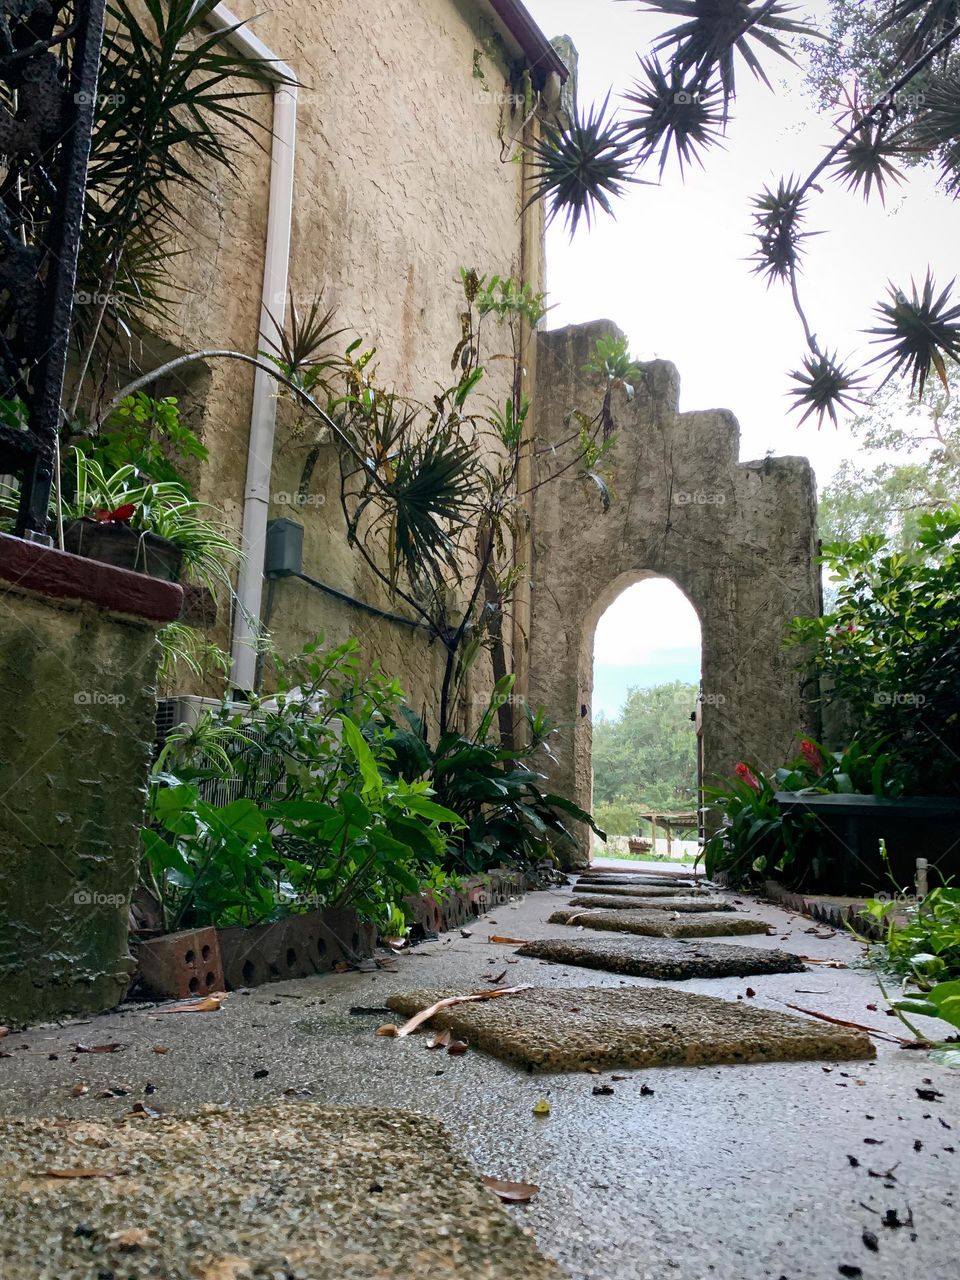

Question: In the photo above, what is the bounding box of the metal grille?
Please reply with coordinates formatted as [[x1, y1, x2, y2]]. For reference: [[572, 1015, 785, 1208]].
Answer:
[[0, 0, 107, 537]]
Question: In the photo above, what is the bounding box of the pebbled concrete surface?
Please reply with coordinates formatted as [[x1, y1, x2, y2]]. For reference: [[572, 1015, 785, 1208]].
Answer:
[[0, 1105, 562, 1280], [386, 985, 875, 1070], [566, 895, 733, 913], [570, 883, 714, 898], [0, 874, 957, 1280], [516, 934, 807, 980], [549, 907, 768, 937]]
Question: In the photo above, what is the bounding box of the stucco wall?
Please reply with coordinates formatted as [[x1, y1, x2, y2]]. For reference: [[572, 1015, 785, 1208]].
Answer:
[[147, 0, 537, 722], [528, 322, 820, 865]]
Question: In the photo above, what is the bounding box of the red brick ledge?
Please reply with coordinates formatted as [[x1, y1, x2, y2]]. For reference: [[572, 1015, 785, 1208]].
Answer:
[[0, 532, 183, 625]]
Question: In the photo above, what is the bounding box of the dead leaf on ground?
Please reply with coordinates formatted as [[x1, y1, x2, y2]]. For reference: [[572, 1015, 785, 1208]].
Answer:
[[199, 1258, 254, 1280], [394, 984, 533, 1038], [796, 956, 848, 968], [73, 1042, 124, 1054], [151, 1045, 169, 1054], [482, 1176, 539, 1203], [382, 937, 406, 952], [155, 994, 226, 1015], [483, 969, 508, 983], [44, 1167, 115, 1179], [447, 1039, 469, 1055], [70, 1084, 88, 1098], [488, 936, 532, 945], [127, 1102, 161, 1119], [375, 1024, 398, 1037], [426, 1028, 452, 1050]]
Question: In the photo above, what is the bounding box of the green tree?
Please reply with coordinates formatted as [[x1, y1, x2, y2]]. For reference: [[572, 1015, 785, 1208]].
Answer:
[[820, 365, 960, 549], [592, 681, 698, 814]]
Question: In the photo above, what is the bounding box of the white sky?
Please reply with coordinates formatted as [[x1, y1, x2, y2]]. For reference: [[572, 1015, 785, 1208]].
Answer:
[[524, 0, 958, 715]]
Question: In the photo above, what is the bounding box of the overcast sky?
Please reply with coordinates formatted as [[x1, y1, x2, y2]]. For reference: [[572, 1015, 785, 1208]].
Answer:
[[524, 0, 957, 717]]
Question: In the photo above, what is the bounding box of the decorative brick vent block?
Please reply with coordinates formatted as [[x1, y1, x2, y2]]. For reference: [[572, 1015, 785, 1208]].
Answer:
[[217, 908, 376, 990], [137, 927, 225, 998]]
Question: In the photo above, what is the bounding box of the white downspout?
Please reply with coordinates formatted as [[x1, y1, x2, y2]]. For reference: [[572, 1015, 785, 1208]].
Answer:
[[205, 5, 297, 692]]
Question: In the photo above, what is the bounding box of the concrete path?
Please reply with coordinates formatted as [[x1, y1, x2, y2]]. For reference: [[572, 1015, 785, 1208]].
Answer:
[[0, 880, 958, 1280]]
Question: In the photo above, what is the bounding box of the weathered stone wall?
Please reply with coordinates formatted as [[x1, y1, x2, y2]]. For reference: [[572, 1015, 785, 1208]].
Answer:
[[0, 538, 181, 1024], [144, 0, 539, 720], [528, 322, 820, 865]]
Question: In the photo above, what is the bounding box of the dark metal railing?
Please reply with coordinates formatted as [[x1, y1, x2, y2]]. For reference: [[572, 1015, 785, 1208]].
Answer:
[[0, 0, 106, 539]]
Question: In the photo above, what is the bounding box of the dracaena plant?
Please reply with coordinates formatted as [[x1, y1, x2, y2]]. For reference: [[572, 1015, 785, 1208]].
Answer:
[[521, 0, 960, 427]]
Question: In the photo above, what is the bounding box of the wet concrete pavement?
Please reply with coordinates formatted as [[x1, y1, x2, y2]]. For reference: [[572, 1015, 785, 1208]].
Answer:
[[0, 876, 958, 1280]]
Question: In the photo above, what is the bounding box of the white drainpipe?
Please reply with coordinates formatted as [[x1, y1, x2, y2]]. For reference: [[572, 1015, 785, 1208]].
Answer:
[[205, 5, 297, 692]]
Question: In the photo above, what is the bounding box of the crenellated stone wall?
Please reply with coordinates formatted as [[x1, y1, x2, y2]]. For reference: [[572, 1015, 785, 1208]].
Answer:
[[527, 322, 820, 865]]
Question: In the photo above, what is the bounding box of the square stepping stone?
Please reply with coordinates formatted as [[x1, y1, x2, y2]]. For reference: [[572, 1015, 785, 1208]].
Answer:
[[574, 883, 713, 898], [386, 986, 875, 1070], [567, 894, 733, 913], [517, 933, 806, 980], [0, 1105, 562, 1279], [548, 907, 768, 938]]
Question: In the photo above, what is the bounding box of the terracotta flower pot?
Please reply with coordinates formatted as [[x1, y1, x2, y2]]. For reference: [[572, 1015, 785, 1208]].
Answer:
[[63, 519, 183, 582]]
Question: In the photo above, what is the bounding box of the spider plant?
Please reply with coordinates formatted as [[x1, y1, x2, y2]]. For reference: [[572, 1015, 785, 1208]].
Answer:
[[64, 449, 239, 591]]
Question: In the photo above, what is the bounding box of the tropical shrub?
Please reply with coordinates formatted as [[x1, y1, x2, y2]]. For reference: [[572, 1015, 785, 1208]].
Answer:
[[862, 884, 960, 985], [789, 509, 960, 797], [384, 676, 605, 876]]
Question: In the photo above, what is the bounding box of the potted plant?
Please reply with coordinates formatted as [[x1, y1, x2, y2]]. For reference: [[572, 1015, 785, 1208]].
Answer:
[[62, 449, 237, 586]]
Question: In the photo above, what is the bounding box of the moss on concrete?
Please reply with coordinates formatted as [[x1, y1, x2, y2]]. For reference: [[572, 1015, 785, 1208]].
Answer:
[[0, 1105, 563, 1278], [386, 986, 875, 1071]]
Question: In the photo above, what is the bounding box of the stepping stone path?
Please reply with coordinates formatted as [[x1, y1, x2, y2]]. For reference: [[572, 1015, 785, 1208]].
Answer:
[[0, 1106, 563, 1279], [517, 933, 806, 980], [576, 875, 700, 888], [386, 985, 875, 1070], [566, 894, 734, 913], [572, 883, 714, 898], [548, 907, 768, 938]]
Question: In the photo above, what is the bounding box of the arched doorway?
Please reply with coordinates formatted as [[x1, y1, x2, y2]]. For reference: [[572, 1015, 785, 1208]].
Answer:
[[590, 575, 702, 862], [526, 321, 821, 867]]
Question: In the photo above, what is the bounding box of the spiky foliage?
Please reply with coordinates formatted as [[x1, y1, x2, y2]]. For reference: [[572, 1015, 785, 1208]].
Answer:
[[525, 95, 643, 235], [749, 178, 814, 286], [787, 350, 867, 426], [868, 273, 960, 395], [75, 0, 274, 361], [642, 0, 818, 111], [829, 107, 906, 203], [914, 69, 960, 192], [879, 0, 960, 59], [622, 55, 725, 173]]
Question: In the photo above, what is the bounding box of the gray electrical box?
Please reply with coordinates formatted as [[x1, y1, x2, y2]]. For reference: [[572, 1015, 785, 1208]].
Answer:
[[264, 517, 304, 577]]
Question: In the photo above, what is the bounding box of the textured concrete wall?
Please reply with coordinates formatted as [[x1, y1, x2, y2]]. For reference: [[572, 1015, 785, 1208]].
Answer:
[[147, 0, 535, 720], [528, 322, 820, 865], [0, 586, 166, 1024]]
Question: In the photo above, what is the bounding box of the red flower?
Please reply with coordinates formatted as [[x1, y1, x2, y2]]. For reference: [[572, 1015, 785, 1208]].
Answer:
[[799, 738, 823, 772], [93, 503, 136, 524], [735, 762, 760, 791]]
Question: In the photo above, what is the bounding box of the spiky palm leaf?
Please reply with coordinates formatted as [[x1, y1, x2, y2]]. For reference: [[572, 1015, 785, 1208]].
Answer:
[[524, 95, 644, 235], [830, 116, 906, 203], [640, 0, 818, 111], [913, 69, 960, 193], [622, 55, 725, 172], [749, 178, 815, 285], [867, 272, 960, 395], [879, 0, 960, 60], [787, 350, 867, 426]]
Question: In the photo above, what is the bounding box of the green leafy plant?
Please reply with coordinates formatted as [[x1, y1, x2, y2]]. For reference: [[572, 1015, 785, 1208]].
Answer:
[[862, 883, 960, 983], [74, 394, 207, 492]]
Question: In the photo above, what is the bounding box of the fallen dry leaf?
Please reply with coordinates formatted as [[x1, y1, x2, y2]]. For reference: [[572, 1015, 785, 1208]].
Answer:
[[151, 1045, 169, 1054], [482, 1176, 539, 1203], [532, 1099, 551, 1116], [127, 1102, 161, 1119], [70, 1083, 88, 1098], [779, 1001, 910, 1045], [394, 985, 534, 1038], [73, 1042, 124, 1054], [382, 937, 406, 952], [199, 1258, 254, 1280], [426, 1028, 452, 1050], [488, 936, 533, 945], [447, 1039, 469, 1055], [796, 956, 849, 968], [375, 1024, 398, 1037], [108, 1227, 150, 1251], [44, 1167, 115, 1179], [483, 968, 508, 983], [155, 994, 226, 1015]]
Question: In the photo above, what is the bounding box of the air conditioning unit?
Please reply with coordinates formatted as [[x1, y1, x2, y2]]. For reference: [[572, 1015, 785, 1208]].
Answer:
[[155, 695, 254, 750]]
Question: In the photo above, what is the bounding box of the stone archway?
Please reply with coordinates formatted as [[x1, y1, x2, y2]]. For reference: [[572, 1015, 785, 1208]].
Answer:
[[527, 321, 821, 867]]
